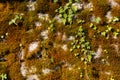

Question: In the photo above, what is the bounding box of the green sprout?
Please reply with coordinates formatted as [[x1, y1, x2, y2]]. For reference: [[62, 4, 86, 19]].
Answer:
[[90, 23, 97, 30], [0, 74, 7, 80], [94, 17, 101, 24], [112, 16, 119, 22], [53, 0, 58, 3], [50, 57, 54, 63], [56, 1, 78, 25], [9, 13, 23, 25]]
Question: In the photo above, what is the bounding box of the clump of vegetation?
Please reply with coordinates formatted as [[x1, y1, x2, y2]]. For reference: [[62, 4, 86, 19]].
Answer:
[[9, 13, 23, 26], [55, 0, 78, 25]]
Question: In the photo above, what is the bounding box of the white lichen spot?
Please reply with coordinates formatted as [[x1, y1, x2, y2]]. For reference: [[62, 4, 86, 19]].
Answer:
[[20, 62, 37, 77], [54, 15, 62, 23], [72, 2, 83, 10], [113, 35, 118, 39], [35, 21, 42, 27], [83, 2, 93, 10], [63, 62, 73, 71], [42, 68, 53, 75], [109, 0, 120, 7], [28, 42, 39, 53], [62, 33, 67, 41], [106, 11, 113, 23], [68, 36, 75, 41], [94, 45, 102, 59], [41, 30, 48, 39], [20, 62, 28, 77], [26, 74, 39, 80], [38, 13, 49, 21], [61, 44, 68, 51], [19, 49, 25, 60], [27, 0, 36, 11], [90, 14, 95, 22], [112, 44, 119, 55], [104, 71, 111, 75]]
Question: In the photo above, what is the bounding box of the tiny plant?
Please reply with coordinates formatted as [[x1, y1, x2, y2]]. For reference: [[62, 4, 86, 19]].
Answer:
[[0, 74, 7, 80], [48, 19, 55, 32], [9, 13, 23, 25], [112, 16, 119, 23], [70, 26, 94, 63], [53, 0, 58, 3], [55, 0, 78, 25], [94, 17, 101, 24]]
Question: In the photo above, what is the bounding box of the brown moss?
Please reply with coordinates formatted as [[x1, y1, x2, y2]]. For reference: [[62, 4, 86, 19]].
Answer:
[[91, 0, 110, 19], [111, 6, 120, 17], [114, 0, 120, 4], [77, 9, 92, 22], [9, 62, 24, 80]]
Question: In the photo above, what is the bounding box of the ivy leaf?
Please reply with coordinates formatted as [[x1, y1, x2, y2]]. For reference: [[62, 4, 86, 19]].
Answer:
[[62, 19, 66, 25], [90, 23, 94, 28], [71, 5, 77, 13], [113, 16, 119, 22], [94, 17, 101, 24], [101, 32, 106, 37], [63, 13, 67, 19], [79, 26, 83, 32], [88, 54, 92, 62], [9, 19, 17, 25]]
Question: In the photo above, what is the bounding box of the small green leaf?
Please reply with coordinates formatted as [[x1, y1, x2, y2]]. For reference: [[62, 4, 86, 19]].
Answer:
[[72, 5, 77, 12], [70, 48, 73, 52], [94, 17, 101, 24], [93, 25, 97, 30], [62, 19, 66, 25], [53, 0, 58, 3], [79, 26, 83, 32], [101, 32, 106, 36], [88, 54, 92, 62], [63, 13, 67, 19], [77, 45, 80, 49], [50, 57, 54, 63], [113, 16, 119, 22], [90, 23, 94, 28]]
